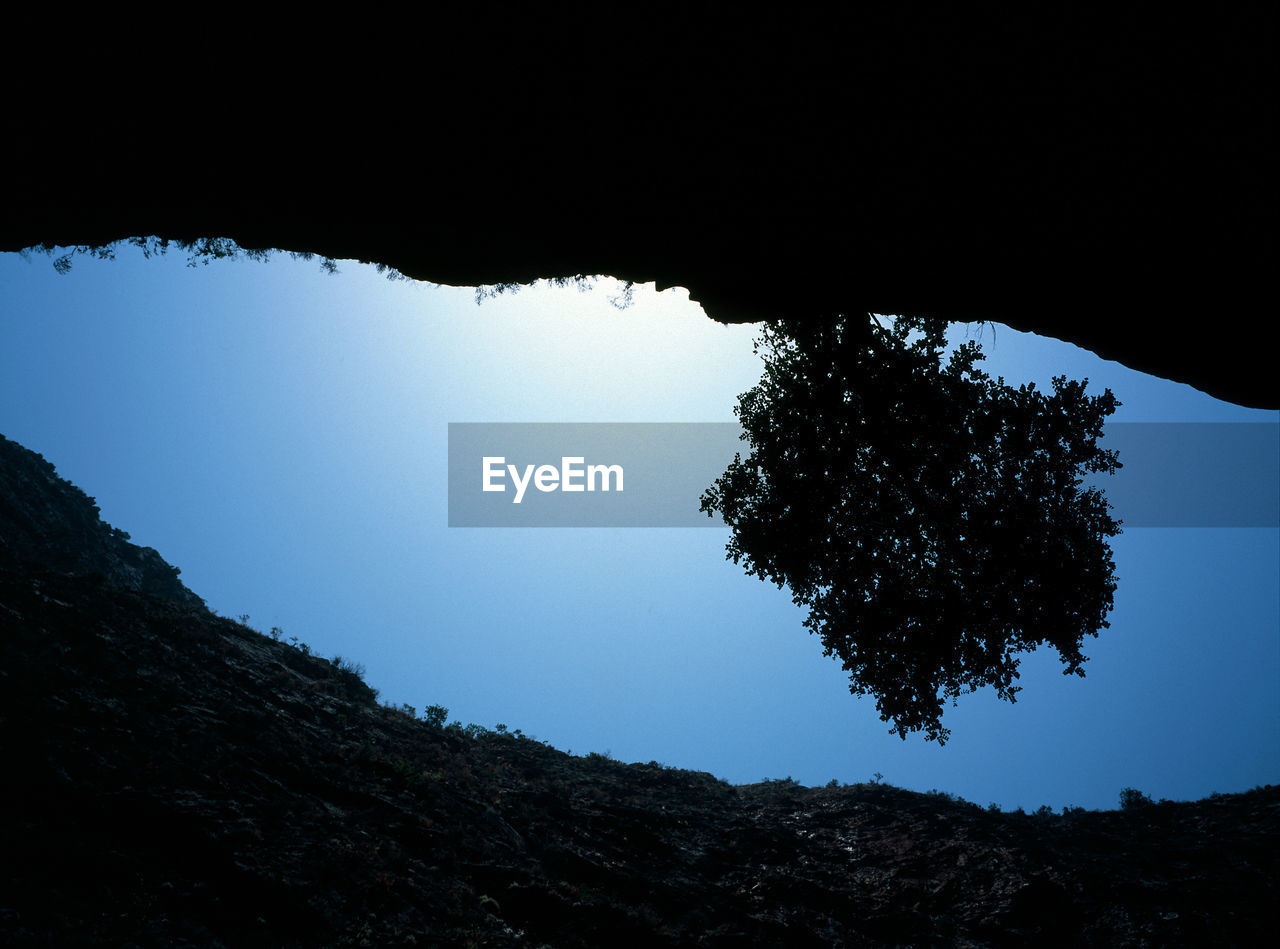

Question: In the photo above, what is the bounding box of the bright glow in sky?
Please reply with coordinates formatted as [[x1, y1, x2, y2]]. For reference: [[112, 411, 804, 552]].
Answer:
[[2, 246, 1276, 811]]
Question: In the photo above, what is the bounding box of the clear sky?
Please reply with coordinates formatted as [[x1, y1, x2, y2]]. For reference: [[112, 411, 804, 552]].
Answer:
[[2, 246, 1276, 812]]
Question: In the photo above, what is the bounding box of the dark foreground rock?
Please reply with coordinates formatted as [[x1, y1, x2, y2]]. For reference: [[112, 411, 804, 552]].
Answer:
[[1, 432, 1276, 946], [5, 11, 1276, 410]]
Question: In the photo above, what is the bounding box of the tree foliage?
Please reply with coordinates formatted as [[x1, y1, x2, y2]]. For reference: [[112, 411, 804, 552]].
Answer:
[[700, 315, 1122, 742]]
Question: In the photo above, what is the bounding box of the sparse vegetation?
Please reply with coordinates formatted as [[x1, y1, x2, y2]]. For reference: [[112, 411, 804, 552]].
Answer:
[[762, 776, 801, 787], [330, 655, 366, 679], [22, 237, 344, 277], [925, 789, 963, 803], [473, 275, 636, 309]]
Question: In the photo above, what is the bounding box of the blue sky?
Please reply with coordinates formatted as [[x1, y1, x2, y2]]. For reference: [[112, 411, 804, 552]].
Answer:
[[2, 246, 1276, 811]]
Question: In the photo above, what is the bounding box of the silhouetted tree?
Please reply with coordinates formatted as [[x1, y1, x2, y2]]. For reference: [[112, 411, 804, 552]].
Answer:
[[701, 315, 1121, 742]]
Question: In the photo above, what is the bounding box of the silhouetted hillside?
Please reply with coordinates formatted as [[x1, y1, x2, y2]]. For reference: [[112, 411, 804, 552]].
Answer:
[[1, 432, 1275, 946], [0, 433, 202, 607]]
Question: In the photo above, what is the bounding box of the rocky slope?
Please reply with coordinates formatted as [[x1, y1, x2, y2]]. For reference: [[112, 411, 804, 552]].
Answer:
[[1, 433, 1276, 947], [0, 434, 202, 607]]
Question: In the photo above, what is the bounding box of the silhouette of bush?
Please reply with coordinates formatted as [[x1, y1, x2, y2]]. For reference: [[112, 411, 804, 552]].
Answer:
[[422, 704, 449, 728], [331, 655, 365, 679], [1119, 787, 1154, 810]]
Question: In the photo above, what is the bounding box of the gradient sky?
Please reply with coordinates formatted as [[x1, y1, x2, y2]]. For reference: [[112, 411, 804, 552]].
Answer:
[[2, 246, 1276, 812]]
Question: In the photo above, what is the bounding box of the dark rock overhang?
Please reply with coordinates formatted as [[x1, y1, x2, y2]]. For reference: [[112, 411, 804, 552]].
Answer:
[[5, 11, 1273, 408]]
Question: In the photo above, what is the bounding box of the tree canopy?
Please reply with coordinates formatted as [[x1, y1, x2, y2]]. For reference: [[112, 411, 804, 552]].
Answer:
[[700, 315, 1122, 742]]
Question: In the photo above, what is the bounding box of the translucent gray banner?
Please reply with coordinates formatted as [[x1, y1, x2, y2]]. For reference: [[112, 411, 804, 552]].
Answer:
[[1084, 422, 1278, 527], [448, 422, 1279, 528], [448, 424, 744, 527]]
